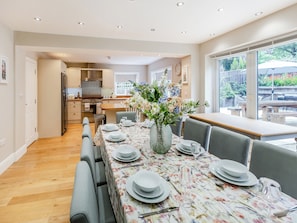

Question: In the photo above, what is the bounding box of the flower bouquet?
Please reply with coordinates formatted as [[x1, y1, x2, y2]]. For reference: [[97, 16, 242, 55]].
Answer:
[[125, 69, 207, 154]]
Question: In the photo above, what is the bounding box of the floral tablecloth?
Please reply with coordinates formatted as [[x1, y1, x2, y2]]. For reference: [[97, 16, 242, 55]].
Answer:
[[94, 124, 297, 223]]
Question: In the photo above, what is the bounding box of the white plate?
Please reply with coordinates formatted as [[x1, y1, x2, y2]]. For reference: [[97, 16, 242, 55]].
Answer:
[[176, 143, 206, 156], [220, 159, 248, 177], [106, 133, 126, 142], [122, 122, 135, 127], [112, 150, 141, 162], [209, 162, 258, 187], [133, 182, 164, 198], [176, 143, 192, 155], [102, 125, 119, 132], [117, 145, 136, 158], [215, 165, 248, 182], [126, 175, 170, 203]]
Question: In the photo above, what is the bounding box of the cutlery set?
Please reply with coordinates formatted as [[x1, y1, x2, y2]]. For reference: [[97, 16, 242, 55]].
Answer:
[[138, 206, 179, 218]]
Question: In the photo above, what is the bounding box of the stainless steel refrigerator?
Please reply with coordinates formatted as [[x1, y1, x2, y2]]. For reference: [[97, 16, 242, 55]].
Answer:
[[61, 73, 68, 135]]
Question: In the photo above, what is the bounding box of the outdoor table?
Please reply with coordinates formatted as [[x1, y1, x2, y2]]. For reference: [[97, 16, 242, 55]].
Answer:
[[94, 123, 297, 223]]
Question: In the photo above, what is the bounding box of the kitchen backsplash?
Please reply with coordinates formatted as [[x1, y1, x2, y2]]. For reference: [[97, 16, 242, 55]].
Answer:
[[67, 88, 82, 98]]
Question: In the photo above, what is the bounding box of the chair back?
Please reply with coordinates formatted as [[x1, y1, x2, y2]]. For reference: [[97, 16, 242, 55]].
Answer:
[[116, 111, 137, 123], [82, 117, 90, 126], [250, 140, 297, 199], [170, 117, 183, 137], [183, 118, 211, 151], [80, 137, 97, 192], [70, 161, 99, 223], [208, 126, 250, 165], [82, 124, 92, 140]]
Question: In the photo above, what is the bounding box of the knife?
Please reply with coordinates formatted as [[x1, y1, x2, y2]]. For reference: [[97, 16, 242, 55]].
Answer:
[[138, 206, 179, 218], [119, 163, 144, 169]]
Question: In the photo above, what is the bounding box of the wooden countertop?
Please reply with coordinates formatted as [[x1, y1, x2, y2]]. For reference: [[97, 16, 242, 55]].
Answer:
[[100, 103, 127, 111], [190, 112, 297, 141], [67, 98, 82, 102], [102, 96, 130, 101]]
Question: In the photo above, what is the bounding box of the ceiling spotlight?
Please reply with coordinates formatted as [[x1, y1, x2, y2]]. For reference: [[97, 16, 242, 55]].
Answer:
[[150, 28, 156, 32], [176, 2, 184, 7], [78, 22, 85, 26], [210, 33, 216, 37], [181, 31, 187, 34], [117, 25, 123, 29], [217, 8, 224, 12], [255, 11, 263, 16], [34, 17, 42, 21]]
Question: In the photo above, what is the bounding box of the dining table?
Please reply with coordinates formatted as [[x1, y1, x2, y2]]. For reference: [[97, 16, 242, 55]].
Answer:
[[94, 123, 297, 223]]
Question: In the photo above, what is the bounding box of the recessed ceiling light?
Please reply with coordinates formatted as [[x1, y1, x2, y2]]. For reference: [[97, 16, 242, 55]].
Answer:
[[117, 25, 123, 29], [150, 28, 156, 32], [217, 8, 224, 12], [210, 33, 216, 37], [176, 2, 184, 7], [78, 22, 85, 26], [34, 17, 42, 22], [255, 11, 263, 16], [181, 31, 187, 34]]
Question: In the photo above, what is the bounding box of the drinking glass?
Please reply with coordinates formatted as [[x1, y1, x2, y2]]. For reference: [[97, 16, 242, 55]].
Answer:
[[259, 177, 282, 202], [190, 142, 203, 160], [120, 116, 127, 128], [179, 165, 193, 208]]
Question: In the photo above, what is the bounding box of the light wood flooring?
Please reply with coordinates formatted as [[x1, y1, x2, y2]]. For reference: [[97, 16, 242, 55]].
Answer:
[[0, 123, 89, 223]]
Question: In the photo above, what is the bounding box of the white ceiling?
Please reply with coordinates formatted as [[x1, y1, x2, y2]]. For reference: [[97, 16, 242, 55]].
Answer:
[[1, 0, 297, 65]]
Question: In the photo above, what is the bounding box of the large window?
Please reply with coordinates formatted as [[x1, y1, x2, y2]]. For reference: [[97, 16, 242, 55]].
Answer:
[[217, 41, 297, 127], [114, 72, 139, 95], [218, 55, 247, 116], [257, 42, 297, 124]]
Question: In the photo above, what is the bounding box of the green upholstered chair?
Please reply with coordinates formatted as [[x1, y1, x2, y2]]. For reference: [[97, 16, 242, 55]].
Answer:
[[170, 116, 183, 137], [183, 118, 211, 151], [250, 140, 297, 199], [208, 126, 251, 165], [70, 161, 116, 223], [115, 111, 136, 123], [80, 137, 106, 187]]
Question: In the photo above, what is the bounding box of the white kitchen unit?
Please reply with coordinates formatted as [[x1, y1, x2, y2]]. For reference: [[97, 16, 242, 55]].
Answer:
[[38, 59, 67, 138], [67, 67, 81, 88], [102, 69, 114, 89], [67, 100, 81, 123]]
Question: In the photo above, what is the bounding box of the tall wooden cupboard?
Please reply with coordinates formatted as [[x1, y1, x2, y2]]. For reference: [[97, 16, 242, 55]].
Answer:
[[38, 59, 67, 138]]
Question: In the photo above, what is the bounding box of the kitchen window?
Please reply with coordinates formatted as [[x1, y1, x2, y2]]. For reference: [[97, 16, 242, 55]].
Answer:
[[114, 72, 139, 95], [151, 67, 172, 84]]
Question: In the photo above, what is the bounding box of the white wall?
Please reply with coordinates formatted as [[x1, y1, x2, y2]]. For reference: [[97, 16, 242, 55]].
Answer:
[[0, 23, 15, 174]]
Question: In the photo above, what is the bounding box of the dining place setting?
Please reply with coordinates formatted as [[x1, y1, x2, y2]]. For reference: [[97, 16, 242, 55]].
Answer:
[[95, 121, 297, 223]]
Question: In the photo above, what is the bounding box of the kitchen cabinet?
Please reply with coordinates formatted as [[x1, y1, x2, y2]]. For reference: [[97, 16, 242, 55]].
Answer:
[[102, 69, 114, 89], [38, 59, 67, 137], [67, 100, 81, 123], [67, 67, 81, 88]]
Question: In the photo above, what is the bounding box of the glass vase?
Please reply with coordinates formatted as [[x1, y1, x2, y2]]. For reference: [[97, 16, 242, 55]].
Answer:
[[149, 123, 172, 154]]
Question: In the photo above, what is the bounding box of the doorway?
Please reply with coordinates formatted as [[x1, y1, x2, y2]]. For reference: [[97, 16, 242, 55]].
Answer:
[[25, 58, 38, 146]]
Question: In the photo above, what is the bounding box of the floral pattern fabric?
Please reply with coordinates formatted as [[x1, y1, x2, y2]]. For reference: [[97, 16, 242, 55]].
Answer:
[[94, 124, 297, 223]]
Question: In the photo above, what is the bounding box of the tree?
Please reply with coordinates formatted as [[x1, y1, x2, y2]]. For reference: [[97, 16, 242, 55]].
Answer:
[[258, 43, 297, 63]]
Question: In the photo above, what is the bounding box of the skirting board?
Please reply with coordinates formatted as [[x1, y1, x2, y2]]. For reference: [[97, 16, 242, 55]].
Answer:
[[0, 145, 27, 175]]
